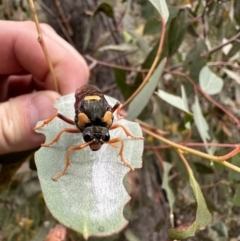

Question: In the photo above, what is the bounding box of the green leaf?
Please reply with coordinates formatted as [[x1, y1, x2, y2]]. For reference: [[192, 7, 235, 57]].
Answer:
[[35, 94, 144, 239], [183, 40, 208, 82], [232, 186, 240, 206], [227, 42, 240, 58], [99, 43, 137, 52], [192, 95, 211, 149], [95, 3, 114, 18], [181, 85, 191, 129], [126, 58, 165, 120], [194, 163, 214, 174], [229, 155, 240, 181], [114, 69, 131, 100], [133, 42, 160, 90], [156, 85, 192, 114], [161, 162, 175, 218], [127, 30, 151, 56], [168, 9, 188, 56], [234, 0, 240, 25], [212, 222, 229, 238], [83, 3, 114, 50], [199, 66, 224, 95], [143, 18, 161, 35], [168, 168, 212, 239], [124, 229, 141, 241], [147, 0, 169, 22]]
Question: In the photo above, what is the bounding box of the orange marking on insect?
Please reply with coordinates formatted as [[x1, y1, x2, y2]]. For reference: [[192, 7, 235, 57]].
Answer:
[[84, 95, 101, 101], [78, 112, 90, 129], [102, 111, 113, 128]]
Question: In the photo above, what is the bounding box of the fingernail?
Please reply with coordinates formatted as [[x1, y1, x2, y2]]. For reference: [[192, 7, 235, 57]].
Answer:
[[30, 94, 57, 128]]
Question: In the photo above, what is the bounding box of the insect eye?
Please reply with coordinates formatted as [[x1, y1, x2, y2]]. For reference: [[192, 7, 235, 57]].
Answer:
[[103, 132, 110, 142], [83, 129, 94, 142]]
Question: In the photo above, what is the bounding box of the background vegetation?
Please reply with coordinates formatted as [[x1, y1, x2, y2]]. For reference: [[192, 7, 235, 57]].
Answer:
[[1, 0, 240, 240]]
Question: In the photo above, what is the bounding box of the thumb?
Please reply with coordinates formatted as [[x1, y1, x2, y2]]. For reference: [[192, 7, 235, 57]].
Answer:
[[0, 91, 60, 154]]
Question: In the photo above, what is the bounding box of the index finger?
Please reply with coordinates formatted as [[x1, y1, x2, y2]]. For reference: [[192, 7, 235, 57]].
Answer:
[[0, 21, 89, 95]]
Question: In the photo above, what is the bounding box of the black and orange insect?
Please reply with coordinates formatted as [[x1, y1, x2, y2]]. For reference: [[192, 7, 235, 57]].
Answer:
[[35, 85, 143, 180]]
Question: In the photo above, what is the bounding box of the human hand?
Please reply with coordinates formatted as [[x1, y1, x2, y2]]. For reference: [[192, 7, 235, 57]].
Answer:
[[0, 21, 89, 155]]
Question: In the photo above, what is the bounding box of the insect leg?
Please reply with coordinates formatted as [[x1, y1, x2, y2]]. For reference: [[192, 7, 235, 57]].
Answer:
[[34, 113, 75, 130], [108, 137, 134, 171], [52, 141, 92, 181], [111, 102, 123, 119], [110, 124, 144, 140], [42, 128, 80, 147]]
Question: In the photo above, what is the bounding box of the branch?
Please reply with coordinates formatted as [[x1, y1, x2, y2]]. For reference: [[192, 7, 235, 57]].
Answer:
[[202, 31, 240, 57], [28, 0, 59, 93], [141, 126, 240, 173]]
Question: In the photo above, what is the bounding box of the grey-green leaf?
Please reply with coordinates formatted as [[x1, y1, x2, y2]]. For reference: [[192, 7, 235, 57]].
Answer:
[[168, 168, 212, 239], [161, 162, 175, 219], [126, 58, 165, 120], [35, 94, 143, 239], [156, 86, 192, 114], [148, 0, 169, 22], [199, 66, 224, 95], [192, 95, 211, 149]]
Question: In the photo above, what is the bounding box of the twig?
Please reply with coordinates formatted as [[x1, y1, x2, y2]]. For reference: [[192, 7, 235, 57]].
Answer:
[[153, 149, 164, 171], [36, 0, 75, 46], [201, 31, 240, 57], [28, 0, 59, 92], [85, 55, 148, 73], [208, 61, 240, 69], [122, 17, 166, 108], [136, 119, 169, 135], [177, 149, 191, 171], [145, 142, 239, 150], [142, 126, 240, 173], [53, 0, 73, 36]]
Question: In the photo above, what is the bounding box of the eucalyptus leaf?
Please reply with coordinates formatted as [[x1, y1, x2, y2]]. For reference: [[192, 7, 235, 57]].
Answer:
[[126, 58, 165, 120], [212, 222, 229, 238], [35, 94, 143, 239], [99, 43, 137, 52], [83, 3, 114, 50], [232, 186, 240, 206], [181, 85, 191, 129], [143, 18, 161, 35], [167, 9, 188, 56], [199, 66, 224, 95], [192, 95, 211, 153], [229, 155, 240, 181], [192, 95, 210, 143], [128, 30, 151, 56], [156, 85, 192, 114], [168, 167, 212, 239], [234, 0, 240, 25], [183, 40, 208, 82], [148, 0, 169, 22], [223, 68, 240, 84], [161, 162, 175, 221]]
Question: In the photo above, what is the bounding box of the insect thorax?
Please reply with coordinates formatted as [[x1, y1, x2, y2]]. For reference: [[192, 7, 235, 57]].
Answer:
[[75, 97, 113, 131]]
